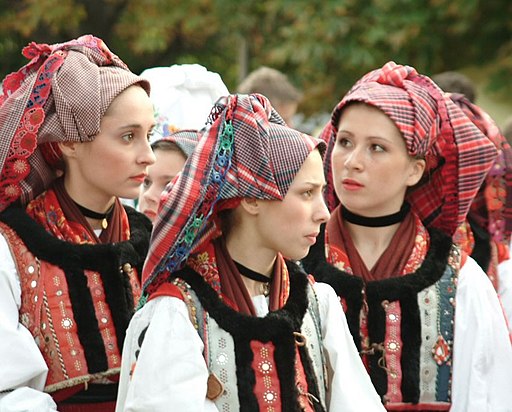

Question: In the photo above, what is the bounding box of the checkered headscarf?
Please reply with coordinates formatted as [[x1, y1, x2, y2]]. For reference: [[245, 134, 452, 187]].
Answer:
[[142, 93, 325, 293], [0, 35, 150, 211], [158, 129, 200, 158], [449, 93, 512, 245], [320, 61, 497, 236]]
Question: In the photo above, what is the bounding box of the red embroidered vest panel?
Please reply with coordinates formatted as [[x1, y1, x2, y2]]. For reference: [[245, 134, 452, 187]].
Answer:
[[0, 222, 140, 393]]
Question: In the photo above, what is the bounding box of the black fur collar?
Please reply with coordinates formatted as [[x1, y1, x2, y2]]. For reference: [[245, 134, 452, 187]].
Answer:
[[0, 205, 152, 374], [173, 260, 324, 412]]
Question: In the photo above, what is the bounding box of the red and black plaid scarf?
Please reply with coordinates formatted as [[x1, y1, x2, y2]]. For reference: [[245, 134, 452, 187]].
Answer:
[[142, 94, 324, 297], [320, 61, 497, 237]]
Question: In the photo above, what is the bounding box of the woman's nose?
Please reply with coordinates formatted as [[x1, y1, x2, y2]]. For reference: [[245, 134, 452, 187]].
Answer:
[[344, 147, 363, 170], [139, 141, 156, 165], [314, 197, 330, 223]]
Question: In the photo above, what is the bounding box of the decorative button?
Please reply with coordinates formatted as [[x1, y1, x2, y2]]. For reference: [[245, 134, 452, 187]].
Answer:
[[101, 317, 108, 324], [122, 263, 133, 274], [260, 361, 272, 373], [61, 318, 73, 329], [30, 280, 37, 288], [217, 353, 227, 365], [27, 266, 35, 274], [264, 390, 277, 403], [56, 290, 63, 296]]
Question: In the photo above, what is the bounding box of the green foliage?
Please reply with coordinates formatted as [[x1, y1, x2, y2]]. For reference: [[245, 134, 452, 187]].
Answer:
[[1, 0, 511, 116]]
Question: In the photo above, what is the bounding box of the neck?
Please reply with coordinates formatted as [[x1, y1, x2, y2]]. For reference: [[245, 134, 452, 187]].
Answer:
[[63, 175, 115, 215], [225, 233, 275, 278]]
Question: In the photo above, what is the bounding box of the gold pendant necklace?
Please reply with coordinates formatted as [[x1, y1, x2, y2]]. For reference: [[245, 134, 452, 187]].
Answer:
[[73, 200, 115, 230]]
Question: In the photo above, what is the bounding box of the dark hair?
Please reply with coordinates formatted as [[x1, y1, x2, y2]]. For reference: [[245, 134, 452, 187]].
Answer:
[[217, 208, 238, 237], [431, 71, 476, 103], [151, 139, 187, 158]]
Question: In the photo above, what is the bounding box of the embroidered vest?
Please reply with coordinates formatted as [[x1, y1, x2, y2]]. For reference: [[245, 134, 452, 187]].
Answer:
[[362, 249, 459, 410], [0, 207, 149, 396], [304, 223, 459, 410], [170, 265, 328, 412]]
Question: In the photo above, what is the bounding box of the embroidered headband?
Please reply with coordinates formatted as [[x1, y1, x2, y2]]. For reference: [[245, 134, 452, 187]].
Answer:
[[142, 93, 325, 296], [0, 35, 150, 211], [320, 61, 497, 236]]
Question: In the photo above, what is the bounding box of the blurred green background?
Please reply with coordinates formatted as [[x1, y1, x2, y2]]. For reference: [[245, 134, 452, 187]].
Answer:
[[1, 0, 511, 128]]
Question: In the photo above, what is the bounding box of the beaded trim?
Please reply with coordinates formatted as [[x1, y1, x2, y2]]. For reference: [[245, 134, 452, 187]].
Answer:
[[140, 115, 234, 303]]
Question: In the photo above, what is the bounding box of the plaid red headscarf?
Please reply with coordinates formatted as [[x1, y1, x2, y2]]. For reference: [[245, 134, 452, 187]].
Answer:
[[0, 35, 150, 211], [449, 93, 512, 247], [320, 61, 497, 236], [142, 93, 325, 294]]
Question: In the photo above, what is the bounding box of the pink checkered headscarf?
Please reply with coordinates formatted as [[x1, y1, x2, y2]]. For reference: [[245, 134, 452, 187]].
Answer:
[[0, 35, 150, 211], [320, 61, 497, 236], [142, 93, 325, 294]]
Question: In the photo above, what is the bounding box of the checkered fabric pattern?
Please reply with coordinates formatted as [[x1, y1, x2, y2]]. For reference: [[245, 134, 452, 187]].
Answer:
[[320, 61, 497, 236], [449, 93, 512, 243], [142, 93, 324, 294], [0, 35, 149, 211], [160, 129, 201, 158]]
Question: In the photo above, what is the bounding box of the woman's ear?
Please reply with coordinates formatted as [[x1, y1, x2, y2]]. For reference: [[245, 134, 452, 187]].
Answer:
[[58, 141, 78, 158], [239, 198, 260, 216], [407, 158, 426, 187]]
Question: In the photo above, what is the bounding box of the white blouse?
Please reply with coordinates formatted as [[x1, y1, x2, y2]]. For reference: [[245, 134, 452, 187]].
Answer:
[[115, 281, 385, 412], [1, 225, 511, 411]]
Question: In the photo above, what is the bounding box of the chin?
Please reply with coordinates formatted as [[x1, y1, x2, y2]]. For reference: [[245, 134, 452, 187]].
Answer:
[[117, 191, 139, 200], [285, 250, 308, 262]]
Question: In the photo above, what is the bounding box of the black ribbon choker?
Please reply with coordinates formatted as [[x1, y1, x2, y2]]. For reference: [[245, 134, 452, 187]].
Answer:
[[342, 202, 410, 227], [74, 201, 115, 230], [234, 261, 272, 296]]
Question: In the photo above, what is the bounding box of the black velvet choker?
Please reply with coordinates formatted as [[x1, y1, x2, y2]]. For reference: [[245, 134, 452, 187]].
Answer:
[[74, 201, 115, 230], [234, 261, 272, 296], [342, 202, 410, 227]]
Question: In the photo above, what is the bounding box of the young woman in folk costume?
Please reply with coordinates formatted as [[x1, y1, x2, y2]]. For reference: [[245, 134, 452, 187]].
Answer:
[[302, 62, 512, 411], [116, 94, 385, 411], [0, 36, 155, 411]]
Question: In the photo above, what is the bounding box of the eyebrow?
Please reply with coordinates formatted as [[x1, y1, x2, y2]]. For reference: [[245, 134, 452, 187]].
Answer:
[[303, 181, 327, 189], [118, 123, 156, 131]]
